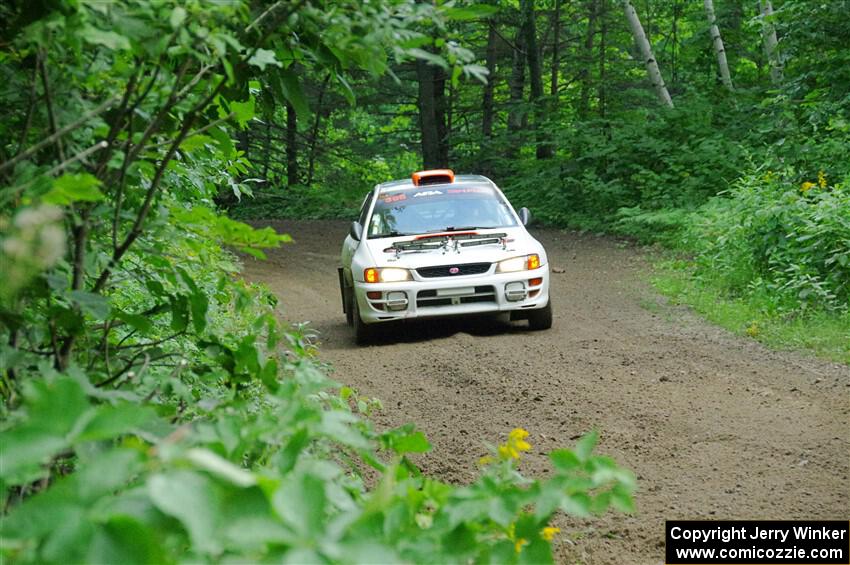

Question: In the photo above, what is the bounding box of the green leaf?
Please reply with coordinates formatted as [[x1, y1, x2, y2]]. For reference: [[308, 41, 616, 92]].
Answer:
[[560, 492, 591, 517], [43, 173, 105, 205], [115, 311, 154, 334], [87, 517, 166, 565], [208, 125, 236, 158], [406, 48, 448, 70], [169, 6, 187, 29], [248, 48, 282, 70], [275, 428, 309, 474], [0, 377, 89, 483], [272, 472, 326, 538], [81, 25, 131, 50], [233, 335, 259, 375], [179, 134, 214, 153], [25, 376, 90, 436], [148, 470, 222, 555], [75, 448, 143, 502], [76, 404, 156, 442], [549, 448, 580, 472], [274, 70, 310, 120], [443, 5, 499, 20], [317, 411, 369, 449], [574, 430, 598, 462], [189, 291, 209, 334], [0, 427, 66, 483], [392, 431, 431, 454], [334, 72, 356, 106], [170, 295, 189, 332], [610, 484, 635, 513], [229, 97, 255, 128], [68, 290, 111, 319]]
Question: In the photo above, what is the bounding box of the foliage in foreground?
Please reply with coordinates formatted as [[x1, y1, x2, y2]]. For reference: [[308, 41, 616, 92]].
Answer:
[[1, 338, 633, 563], [0, 1, 633, 562]]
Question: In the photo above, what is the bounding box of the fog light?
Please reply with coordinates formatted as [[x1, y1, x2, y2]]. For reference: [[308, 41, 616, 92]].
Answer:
[[386, 291, 408, 311], [367, 291, 382, 299], [529, 277, 543, 286], [505, 282, 527, 302]]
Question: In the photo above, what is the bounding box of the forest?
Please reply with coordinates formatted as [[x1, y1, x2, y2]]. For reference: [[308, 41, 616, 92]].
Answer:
[[0, 0, 847, 563]]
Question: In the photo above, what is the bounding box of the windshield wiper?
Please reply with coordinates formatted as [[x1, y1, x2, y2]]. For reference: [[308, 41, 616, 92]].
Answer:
[[370, 231, 413, 239]]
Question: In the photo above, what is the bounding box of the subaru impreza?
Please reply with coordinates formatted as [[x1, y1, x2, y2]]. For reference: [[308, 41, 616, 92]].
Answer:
[[338, 169, 551, 343]]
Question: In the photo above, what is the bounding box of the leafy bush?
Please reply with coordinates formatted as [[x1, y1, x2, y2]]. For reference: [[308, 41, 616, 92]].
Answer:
[[684, 169, 850, 313]]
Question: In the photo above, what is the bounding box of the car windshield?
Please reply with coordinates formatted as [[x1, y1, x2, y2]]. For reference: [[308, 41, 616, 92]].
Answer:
[[367, 185, 518, 238]]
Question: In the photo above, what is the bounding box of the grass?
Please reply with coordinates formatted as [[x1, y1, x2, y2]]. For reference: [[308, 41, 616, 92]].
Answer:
[[650, 257, 850, 365]]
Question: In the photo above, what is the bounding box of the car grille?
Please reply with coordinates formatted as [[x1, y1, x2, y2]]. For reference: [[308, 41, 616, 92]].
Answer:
[[416, 286, 496, 308], [416, 262, 491, 278]]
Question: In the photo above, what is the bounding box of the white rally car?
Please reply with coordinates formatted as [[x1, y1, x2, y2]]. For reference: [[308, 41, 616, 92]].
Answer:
[[338, 169, 551, 343]]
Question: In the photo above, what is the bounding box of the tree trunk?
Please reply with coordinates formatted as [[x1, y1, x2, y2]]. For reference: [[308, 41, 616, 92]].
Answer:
[[434, 66, 449, 166], [507, 21, 527, 158], [522, 0, 552, 159], [671, 0, 680, 84], [759, 0, 782, 84], [704, 0, 734, 91], [285, 103, 298, 186], [262, 119, 271, 179], [598, 0, 607, 117], [417, 59, 442, 169], [482, 20, 497, 139], [306, 75, 330, 186], [550, 0, 561, 97], [622, 0, 674, 108], [578, 0, 597, 118]]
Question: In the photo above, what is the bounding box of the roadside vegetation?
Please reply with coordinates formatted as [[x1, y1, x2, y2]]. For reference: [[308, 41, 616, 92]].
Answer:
[[0, 1, 635, 563]]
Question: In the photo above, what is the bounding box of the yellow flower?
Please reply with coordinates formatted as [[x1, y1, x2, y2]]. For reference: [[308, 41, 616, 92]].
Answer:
[[478, 455, 494, 466], [514, 538, 528, 553], [498, 428, 532, 460], [818, 170, 827, 188], [800, 181, 816, 193], [746, 322, 760, 337], [541, 526, 561, 541]]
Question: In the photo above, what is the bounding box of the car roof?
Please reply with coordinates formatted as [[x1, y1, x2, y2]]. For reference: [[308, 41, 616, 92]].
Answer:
[[376, 174, 497, 193]]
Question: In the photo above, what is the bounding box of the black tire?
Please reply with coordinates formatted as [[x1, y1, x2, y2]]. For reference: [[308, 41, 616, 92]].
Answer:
[[527, 299, 553, 331], [352, 296, 376, 345], [344, 287, 354, 326]]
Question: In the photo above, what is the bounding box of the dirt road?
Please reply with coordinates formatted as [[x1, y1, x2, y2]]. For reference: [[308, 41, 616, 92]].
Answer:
[[242, 219, 849, 564]]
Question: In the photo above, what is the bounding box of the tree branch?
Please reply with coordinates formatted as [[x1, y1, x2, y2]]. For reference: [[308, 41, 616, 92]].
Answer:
[[94, 78, 227, 293], [38, 53, 65, 163], [1, 95, 117, 174]]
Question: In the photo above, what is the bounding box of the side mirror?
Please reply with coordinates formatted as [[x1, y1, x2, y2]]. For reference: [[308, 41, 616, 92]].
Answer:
[[350, 221, 363, 241], [518, 207, 532, 226]]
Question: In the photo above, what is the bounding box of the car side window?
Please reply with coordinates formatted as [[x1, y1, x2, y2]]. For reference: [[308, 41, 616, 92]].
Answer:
[[358, 191, 373, 226]]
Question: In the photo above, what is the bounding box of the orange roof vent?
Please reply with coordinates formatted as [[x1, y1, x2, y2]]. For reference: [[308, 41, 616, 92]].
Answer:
[[412, 169, 454, 186]]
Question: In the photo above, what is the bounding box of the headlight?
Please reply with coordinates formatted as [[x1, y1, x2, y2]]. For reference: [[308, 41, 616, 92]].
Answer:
[[496, 254, 541, 273], [364, 267, 412, 283]]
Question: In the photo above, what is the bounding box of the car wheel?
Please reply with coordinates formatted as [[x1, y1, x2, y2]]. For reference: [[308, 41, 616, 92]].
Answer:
[[527, 299, 552, 331], [352, 295, 375, 345]]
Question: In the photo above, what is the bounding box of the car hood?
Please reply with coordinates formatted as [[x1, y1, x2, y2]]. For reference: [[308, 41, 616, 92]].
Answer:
[[362, 227, 544, 269]]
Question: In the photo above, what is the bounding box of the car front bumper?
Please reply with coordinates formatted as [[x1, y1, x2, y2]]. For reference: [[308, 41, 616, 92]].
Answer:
[[353, 266, 550, 324]]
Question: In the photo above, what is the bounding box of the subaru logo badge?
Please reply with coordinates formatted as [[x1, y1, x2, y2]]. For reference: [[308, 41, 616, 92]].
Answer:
[[449, 267, 460, 275]]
